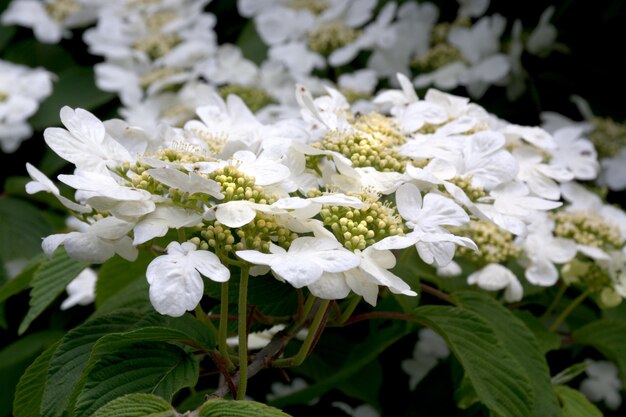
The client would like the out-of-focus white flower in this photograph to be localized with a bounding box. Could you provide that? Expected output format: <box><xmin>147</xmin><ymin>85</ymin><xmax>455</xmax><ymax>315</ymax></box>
<box><xmin>2</xmin><ymin>0</ymin><xmax>101</xmax><ymax>43</ymax></box>
<box><xmin>402</xmin><ymin>328</ymin><xmax>450</xmax><ymax>389</ymax></box>
<box><xmin>61</xmin><ymin>268</ymin><xmax>97</xmax><ymax>310</ymax></box>
<box><xmin>333</xmin><ymin>402</ymin><xmax>380</xmax><ymax>417</ymax></box>
<box><xmin>580</xmin><ymin>360</ymin><xmax>622</xmax><ymax>410</ymax></box>
<box><xmin>526</xmin><ymin>6</ymin><xmax>557</xmax><ymax>57</ymax></box>
<box><xmin>0</xmin><ymin>60</ymin><xmax>53</xmax><ymax>152</ymax></box>
<box><xmin>467</xmin><ymin>263</ymin><xmax>523</xmax><ymax>302</ymax></box>
<box><xmin>147</xmin><ymin>241</ymin><xmax>230</xmax><ymax>317</ymax></box>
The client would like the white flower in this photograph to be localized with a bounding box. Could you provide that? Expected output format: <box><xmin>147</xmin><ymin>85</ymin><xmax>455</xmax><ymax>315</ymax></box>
<box><xmin>402</xmin><ymin>328</ymin><xmax>449</xmax><ymax>389</ymax></box>
<box><xmin>146</xmin><ymin>241</ymin><xmax>230</xmax><ymax>317</ymax></box>
<box><xmin>514</xmin><ymin>146</ymin><xmax>574</xmax><ymax>200</ymax></box>
<box><xmin>551</xmin><ymin>126</ymin><xmax>599</xmax><ymax>181</ymax></box>
<box><xmin>467</xmin><ymin>263</ymin><xmax>523</xmax><ymax>302</ymax></box>
<box><xmin>237</xmin><ymin>237</ymin><xmax>360</xmax><ymax>289</ymax></box>
<box><xmin>0</xmin><ymin>60</ymin><xmax>53</xmax><ymax>152</ymax></box>
<box><xmin>580</xmin><ymin>360</ymin><xmax>622</xmax><ymax>410</ymax></box>
<box><xmin>133</xmin><ymin>206</ymin><xmax>203</xmax><ymax>245</ymax></box>
<box><xmin>526</xmin><ymin>6</ymin><xmax>557</xmax><ymax>57</ymax></box>
<box><xmin>599</xmin><ymin>148</ymin><xmax>626</xmax><ymax>191</ymax></box>
<box><xmin>332</xmin><ymin>402</ymin><xmax>380</xmax><ymax>417</ymax></box>
<box><xmin>61</xmin><ymin>268</ymin><xmax>97</xmax><ymax>310</ymax></box>
<box><xmin>522</xmin><ymin>230</ymin><xmax>577</xmax><ymax>286</ymax></box>
<box><xmin>44</xmin><ymin>107</ymin><xmax>132</xmax><ymax>174</ymax></box>
<box><xmin>200</xmin><ymin>44</ymin><xmax>258</xmax><ymax>86</ymax></box>
<box><xmin>42</xmin><ymin>216</ymin><xmax>137</xmax><ymax>264</ymax></box>
<box><xmin>25</xmin><ymin>163</ymin><xmax>90</xmax><ymax>213</ymax></box>
<box><xmin>268</xmin><ymin>41</ymin><xmax>325</xmax><ymax>75</ymax></box>
<box><xmin>374</xmin><ymin>183</ymin><xmax>477</xmax><ymax>267</ymax></box>
<box><xmin>146</xmin><ymin>168</ymin><xmax>224</xmax><ymax>199</ymax></box>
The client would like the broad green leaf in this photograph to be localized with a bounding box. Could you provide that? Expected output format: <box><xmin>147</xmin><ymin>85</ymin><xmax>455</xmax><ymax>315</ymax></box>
<box><xmin>0</xmin><ymin>257</ymin><xmax>43</xmax><ymax>303</ymax></box>
<box><xmin>453</xmin><ymin>291</ymin><xmax>561</xmax><ymax>417</ymax></box>
<box><xmin>92</xmin><ymin>394</ymin><xmax>175</xmax><ymax>417</ymax></box>
<box><xmin>270</xmin><ymin>321</ymin><xmax>413</xmax><ymax>408</ymax></box>
<box><xmin>13</xmin><ymin>341</ymin><xmax>60</xmax><ymax>417</ymax></box>
<box><xmin>0</xmin><ymin>196</ymin><xmax>54</xmax><ymax>262</ymax></box>
<box><xmin>41</xmin><ymin>311</ymin><xmax>153</xmax><ymax>417</ymax></box>
<box><xmin>96</xmin><ymin>253</ymin><xmax>153</xmax><ymax>308</ymax></box>
<box><xmin>73</xmin><ymin>341</ymin><xmax>199</xmax><ymax>417</ymax></box>
<box><xmin>554</xmin><ymin>386</ymin><xmax>602</xmax><ymax>417</ymax></box>
<box><xmin>414</xmin><ymin>305</ymin><xmax>533</xmax><ymax>417</ymax></box>
<box><xmin>199</xmin><ymin>399</ymin><xmax>291</xmax><ymax>417</ymax></box>
<box><xmin>19</xmin><ymin>250</ymin><xmax>86</xmax><ymax>334</ymax></box>
<box><xmin>573</xmin><ymin>318</ymin><xmax>626</xmax><ymax>379</ymax></box>
<box><xmin>0</xmin><ymin>331</ymin><xmax>63</xmax><ymax>417</ymax></box>
<box><xmin>513</xmin><ymin>310</ymin><xmax>561</xmax><ymax>353</ymax></box>
<box><xmin>30</xmin><ymin>66</ymin><xmax>116</xmax><ymax>131</ymax></box>
<box><xmin>92</xmin><ymin>278</ymin><xmax>152</xmax><ymax>317</ymax></box>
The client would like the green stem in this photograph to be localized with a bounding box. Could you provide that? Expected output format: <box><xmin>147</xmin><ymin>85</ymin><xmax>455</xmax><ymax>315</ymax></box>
<box><xmin>236</xmin><ymin>266</ymin><xmax>250</xmax><ymax>400</ymax></box>
<box><xmin>542</xmin><ymin>283</ymin><xmax>568</xmax><ymax>321</ymax></box>
<box><xmin>218</xmin><ymin>282</ymin><xmax>234</xmax><ymax>370</ymax></box>
<box><xmin>177</xmin><ymin>228</ymin><xmax>186</xmax><ymax>242</ymax></box>
<box><xmin>548</xmin><ymin>288</ymin><xmax>593</xmax><ymax>332</ymax></box>
<box><xmin>274</xmin><ymin>299</ymin><xmax>331</xmax><ymax>368</ymax></box>
<box><xmin>338</xmin><ymin>296</ymin><xmax>361</xmax><ymax>324</ymax></box>
<box><xmin>297</xmin><ymin>293</ymin><xmax>316</xmax><ymax>326</ymax></box>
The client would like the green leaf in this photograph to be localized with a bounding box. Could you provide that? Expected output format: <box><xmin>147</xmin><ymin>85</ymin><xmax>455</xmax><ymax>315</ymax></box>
<box><xmin>13</xmin><ymin>341</ymin><xmax>61</xmax><ymax>417</ymax></box>
<box><xmin>0</xmin><ymin>331</ymin><xmax>63</xmax><ymax>417</ymax></box>
<box><xmin>93</xmin><ymin>278</ymin><xmax>152</xmax><ymax>317</ymax></box>
<box><xmin>3</xmin><ymin>39</ymin><xmax>75</xmax><ymax>71</ymax></box>
<box><xmin>551</xmin><ymin>362</ymin><xmax>589</xmax><ymax>386</ymax></box>
<box><xmin>236</xmin><ymin>22</ymin><xmax>268</xmax><ymax>65</ymax></box>
<box><xmin>0</xmin><ymin>25</ymin><xmax>16</xmax><ymax>52</ymax></box>
<box><xmin>414</xmin><ymin>305</ymin><xmax>533</xmax><ymax>417</ymax></box>
<box><xmin>554</xmin><ymin>386</ymin><xmax>602</xmax><ymax>417</ymax></box>
<box><xmin>92</xmin><ymin>394</ymin><xmax>175</xmax><ymax>417</ymax></box>
<box><xmin>269</xmin><ymin>321</ymin><xmax>413</xmax><ymax>408</ymax></box>
<box><xmin>30</xmin><ymin>66</ymin><xmax>116</xmax><ymax>131</ymax></box>
<box><xmin>513</xmin><ymin>310</ymin><xmax>561</xmax><ymax>353</ymax></box>
<box><xmin>73</xmin><ymin>341</ymin><xmax>199</xmax><ymax>417</ymax></box>
<box><xmin>0</xmin><ymin>197</ymin><xmax>54</xmax><ymax>262</ymax></box>
<box><xmin>573</xmin><ymin>318</ymin><xmax>626</xmax><ymax>379</ymax></box>
<box><xmin>19</xmin><ymin>249</ymin><xmax>86</xmax><ymax>334</ymax></box>
<box><xmin>452</xmin><ymin>291</ymin><xmax>561</xmax><ymax>417</ymax></box>
<box><xmin>41</xmin><ymin>311</ymin><xmax>153</xmax><ymax>417</ymax></box>
<box><xmin>96</xmin><ymin>253</ymin><xmax>153</xmax><ymax>308</ymax></box>
<box><xmin>199</xmin><ymin>399</ymin><xmax>292</xmax><ymax>417</ymax></box>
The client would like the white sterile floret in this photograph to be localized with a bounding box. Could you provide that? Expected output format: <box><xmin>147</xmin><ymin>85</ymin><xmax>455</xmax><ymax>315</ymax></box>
<box><xmin>42</xmin><ymin>216</ymin><xmax>137</xmax><ymax>264</ymax></box>
<box><xmin>374</xmin><ymin>183</ymin><xmax>477</xmax><ymax>267</ymax></box>
<box><xmin>521</xmin><ymin>228</ymin><xmax>577</xmax><ymax>287</ymax></box>
<box><xmin>61</xmin><ymin>268</ymin><xmax>97</xmax><ymax>310</ymax></box>
<box><xmin>580</xmin><ymin>360</ymin><xmax>623</xmax><ymax>410</ymax></box>
<box><xmin>599</xmin><ymin>148</ymin><xmax>626</xmax><ymax>191</ymax></box>
<box><xmin>467</xmin><ymin>263</ymin><xmax>523</xmax><ymax>302</ymax></box>
<box><xmin>237</xmin><ymin>237</ymin><xmax>360</xmax><ymax>289</ymax></box>
<box><xmin>550</xmin><ymin>126</ymin><xmax>599</xmax><ymax>180</ymax></box>
<box><xmin>25</xmin><ymin>163</ymin><xmax>90</xmax><ymax>213</ymax></box>
<box><xmin>514</xmin><ymin>146</ymin><xmax>574</xmax><ymax>200</ymax></box>
<box><xmin>146</xmin><ymin>241</ymin><xmax>230</xmax><ymax>317</ymax></box>
<box><xmin>0</xmin><ymin>60</ymin><xmax>53</xmax><ymax>152</ymax></box>
<box><xmin>133</xmin><ymin>206</ymin><xmax>202</xmax><ymax>245</ymax></box>
<box><xmin>402</xmin><ymin>328</ymin><xmax>450</xmax><ymax>389</ymax></box>
<box><xmin>44</xmin><ymin>107</ymin><xmax>132</xmax><ymax>174</ymax></box>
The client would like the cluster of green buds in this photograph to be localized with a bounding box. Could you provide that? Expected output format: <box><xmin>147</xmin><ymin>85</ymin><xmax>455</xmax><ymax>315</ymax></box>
<box><xmin>318</xmin><ymin>113</ymin><xmax>408</xmax><ymax>172</ymax></box>
<box><xmin>308</xmin><ymin>21</ymin><xmax>360</xmax><ymax>56</ymax></box>
<box><xmin>552</xmin><ymin>211</ymin><xmax>624</xmax><ymax>250</ymax></box>
<box><xmin>209</xmin><ymin>165</ymin><xmax>276</xmax><ymax>204</ymax></box>
<box><xmin>453</xmin><ymin>219</ymin><xmax>520</xmax><ymax>266</ymax></box>
<box><xmin>218</xmin><ymin>84</ymin><xmax>276</xmax><ymax>112</ymax></box>
<box><xmin>411</xmin><ymin>20</ymin><xmax>469</xmax><ymax>73</ymax></box>
<box><xmin>447</xmin><ymin>176</ymin><xmax>487</xmax><ymax>202</ymax></box>
<box><xmin>589</xmin><ymin>117</ymin><xmax>626</xmax><ymax>158</ymax></box>
<box><xmin>287</xmin><ymin>0</ymin><xmax>328</xmax><ymax>14</ymax></box>
<box><xmin>562</xmin><ymin>258</ymin><xmax>616</xmax><ymax>306</ymax></box>
<box><xmin>320</xmin><ymin>193</ymin><xmax>404</xmax><ymax>251</ymax></box>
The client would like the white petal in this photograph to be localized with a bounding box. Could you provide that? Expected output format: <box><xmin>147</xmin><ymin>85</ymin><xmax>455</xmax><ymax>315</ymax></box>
<box><xmin>307</xmin><ymin>272</ymin><xmax>351</xmax><ymax>300</ymax></box>
<box><xmin>525</xmin><ymin>258</ymin><xmax>558</xmax><ymax>286</ymax></box>
<box><xmin>60</xmin><ymin>106</ymin><xmax>105</xmax><ymax>145</ymax></box>
<box><xmin>147</xmin><ymin>257</ymin><xmax>204</xmax><ymax>317</ymax></box>
<box><xmin>395</xmin><ymin>183</ymin><xmax>423</xmax><ymax>222</ymax></box>
<box><xmin>214</xmin><ymin>200</ymin><xmax>258</xmax><ymax>228</ymax></box>
<box><xmin>271</xmin><ymin>256</ymin><xmax>323</xmax><ymax>288</ymax></box>
<box><xmin>187</xmin><ymin>250</ymin><xmax>230</xmax><ymax>282</ymax></box>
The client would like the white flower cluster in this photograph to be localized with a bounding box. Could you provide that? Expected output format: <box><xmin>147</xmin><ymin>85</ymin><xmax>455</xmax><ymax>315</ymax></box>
<box><xmin>25</xmin><ymin>70</ymin><xmax>626</xmax><ymax>317</ymax></box>
<box><xmin>241</xmin><ymin>0</ymin><xmax>559</xmax><ymax>99</ymax></box>
<box><xmin>0</xmin><ymin>60</ymin><xmax>53</xmax><ymax>152</ymax></box>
